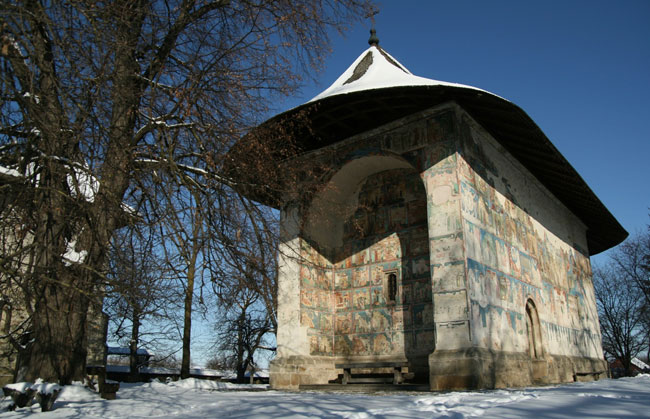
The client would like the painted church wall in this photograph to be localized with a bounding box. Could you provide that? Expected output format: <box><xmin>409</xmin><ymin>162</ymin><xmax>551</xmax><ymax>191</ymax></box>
<box><xmin>299</xmin><ymin>169</ymin><xmax>433</xmax><ymax>358</ymax></box>
<box><xmin>280</xmin><ymin>103</ymin><xmax>603</xmax><ymax>365</ymax></box>
<box><xmin>294</xmin><ymin>107</ymin><xmax>461</xmax><ymax>360</ymax></box>
<box><xmin>457</xmin><ymin>111</ymin><xmax>603</xmax><ymax>360</ymax></box>
<box><xmin>272</xmin><ymin>102</ymin><xmax>609</xmax><ymax>390</ymax></box>
<box><xmin>423</xmin><ymin>153</ymin><xmax>471</xmax><ymax>350</ymax></box>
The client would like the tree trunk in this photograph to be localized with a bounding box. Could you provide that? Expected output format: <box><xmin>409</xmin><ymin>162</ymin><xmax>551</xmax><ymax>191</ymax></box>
<box><xmin>129</xmin><ymin>310</ymin><xmax>141</xmax><ymax>382</ymax></box>
<box><xmin>236</xmin><ymin>312</ymin><xmax>246</xmax><ymax>383</ymax></box>
<box><xmin>180</xmin><ymin>266</ymin><xmax>195</xmax><ymax>379</ymax></box>
<box><xmin>19</xmin><ymin>274</ymin><xmax>89</xmax><ymax>384</ymax></box>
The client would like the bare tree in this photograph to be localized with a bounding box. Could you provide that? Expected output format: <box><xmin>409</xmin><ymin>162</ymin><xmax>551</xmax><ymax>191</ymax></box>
<box><xmin>214</xmin><ymin>268</ymin><xmax>274</xmax><ymax>383</ymax></box>
<box><xmin>611</xmin><ymin>226</ymin><xmax>650</xmax><ymax>359</ymax></box>
<box><xmin>156</xmin><ymin>175</ymin><xmax>212</xmax><ymax>379</ymax></box>
<box><xmin>216</xmin><ymin>288</ymin><xmax>272</xmax><ymax>383</ymax></box>
<box><xmin>594</xmin><ymin>264</ymin><xmax>648</xmax><ymax>376</ymax></box>
<box><xmin>611</xmin><ymin>230</ymin><xmax>650</xmax><ymax>308</ymax></box>
<box><xmin>210</xmin><ymin>194</ymin><xmax>278</xmax><ymax>325</ymax></box>
<box><xmin>0</xmin><ymin>0</ymin><xmax>369</xmax><ymax>383</ymax></box>
<box><xmin>105</xmin><ymin>227</ymin><xmax>175</xmax><ymax>381</ymax></box>
<box><xmin>208</xmin><ymin>193</ymin><xmax>278</xmax><ymax>382</ymax></box>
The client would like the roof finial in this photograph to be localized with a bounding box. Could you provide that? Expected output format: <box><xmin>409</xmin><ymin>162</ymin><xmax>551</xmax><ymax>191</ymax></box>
<box><xmin>368</xmin><ymin>28</ymin><xmax>379</xmax><ymax>46</ymax></box>
<box><xmin>366</xmin><ymin>6</ymin><xmax>379</xmax><ymax>46</ymax></box>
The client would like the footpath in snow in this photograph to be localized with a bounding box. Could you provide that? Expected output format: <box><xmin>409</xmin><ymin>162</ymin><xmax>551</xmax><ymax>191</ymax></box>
<box><xmin>1</xmin><ymin>375</ymin><xmax>650</xmax><ymax>418</ymax></box>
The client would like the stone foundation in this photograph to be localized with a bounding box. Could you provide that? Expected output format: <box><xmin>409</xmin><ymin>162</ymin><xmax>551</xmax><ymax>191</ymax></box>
<box><xmin>429</xmin><ymin>347</ymin><xmax>608</xmax><ymax>390</ymax></box>
<box><xmin>270</xmin><ymin>356</ymin><xmax>340</xmax><ymax>390</ymax></box>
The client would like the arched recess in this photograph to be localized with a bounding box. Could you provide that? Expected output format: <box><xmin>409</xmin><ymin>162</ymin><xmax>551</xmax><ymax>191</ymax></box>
<box><xmin>298</xmin><ymin>152</ymin><xmax>433</xmax><ymax>362</ymax></box>
<box><xmin>303</xmin><ymin>154</ymin><xmax>413</xmax><ymax>251</ymax></box>
<box><xmin>525</xmin><ymin>299</ymin><xmax>543</xmax><ymax>359</ymax></box>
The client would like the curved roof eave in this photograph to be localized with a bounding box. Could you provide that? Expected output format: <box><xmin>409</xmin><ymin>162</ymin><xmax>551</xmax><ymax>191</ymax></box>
<box><xmin>246</xmin><ymin>82</ymin><xmax>627</xmax><ymax>255</ymax></box>
<box><xmin>231</xmin><ymin>42</ymin><xmax>626</xmax><ymax>255</ymax></box>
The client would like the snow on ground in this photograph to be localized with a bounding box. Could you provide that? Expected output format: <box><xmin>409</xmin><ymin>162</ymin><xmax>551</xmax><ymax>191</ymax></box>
<box><xmin>1</xmin><ymin>375</ymin><xmax>649</xmax><ymax>418</ymax></box>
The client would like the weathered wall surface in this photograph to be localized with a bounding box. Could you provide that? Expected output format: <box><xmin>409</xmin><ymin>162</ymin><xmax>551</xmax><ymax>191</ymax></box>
<box><xmin>271</xmin><ymin>103</ymin><xmax>606</xmax><ymax>390</ymax></box>
<box><xmin>271</xmin><ymin>106</ymin><xmax>457</xmax><ymax>388</ymax></box>
<box><xmin>422</xmin><ymin>144</ymin><xmax>471</xmax><ymax>353</ymax></box>
<box><xmin>457</xmin><ymin>110</ymin><xmax>603</xmax><ymax>361</ymax></box>
<box><xmin>300</xmin><ymin>169</ymin><xmax>432</xmax><ymax>359</ymax></box>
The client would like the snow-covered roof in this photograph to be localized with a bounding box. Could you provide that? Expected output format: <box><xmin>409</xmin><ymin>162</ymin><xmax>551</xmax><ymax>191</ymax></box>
<box><xmin>230</xmin><ymin>40</ymin><xmax>627</xmax><ymax>255</ymax></box>
<box><xmin>310</xmin><ymin>45</ymin><xmax>494</xmax><ymax>102</ymax></box>
<box><xmin>0</xmin><ymin>161</ymin><xmax>98</xmax><ymax>203</ymax></box>
<box><xmin>632</xmin><ymin>358</ymin><xmax>650</xmax><ymax>370</ymax></box>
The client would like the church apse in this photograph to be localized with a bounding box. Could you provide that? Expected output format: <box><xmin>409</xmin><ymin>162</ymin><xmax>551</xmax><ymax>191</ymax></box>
<box><xmin>298</xmin><ymin>155</ymin><xmax>433</xmax><ymax>370</ymax></box>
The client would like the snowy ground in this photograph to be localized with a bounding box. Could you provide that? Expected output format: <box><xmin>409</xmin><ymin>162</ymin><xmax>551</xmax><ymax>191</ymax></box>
<box><xmin>2</xmin><ymin>375</ymin><xmax>650</xmax><ymax>418</ymax></box>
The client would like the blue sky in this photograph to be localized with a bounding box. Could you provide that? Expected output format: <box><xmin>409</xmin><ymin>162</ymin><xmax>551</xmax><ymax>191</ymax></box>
<box><xmin>277</xmin><ymin>0</ymin><xmax>650</xmax><ymax>265</ymax></box>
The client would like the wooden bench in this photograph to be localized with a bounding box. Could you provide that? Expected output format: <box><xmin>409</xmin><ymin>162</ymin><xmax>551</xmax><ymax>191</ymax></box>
<box><xmin>573</xmin><ymin>370</ymin><xmax>606</xmax><ymax>381</ymax></box>
<box><xmin>335</xmin><ymin>361</ymin><xmax>412</xmax><ymax>385</ymax></box>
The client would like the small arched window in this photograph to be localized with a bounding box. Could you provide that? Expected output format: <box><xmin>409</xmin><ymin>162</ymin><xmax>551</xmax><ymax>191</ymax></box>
<box><xmin>387</xmin><ymin>273</ymin><xmax>397</xmax><ymax>303</ymax></box>
<box><xmin>525</xmin><ymin>299</ymin><xmax>543</xmax><ymax>359</ymax></box>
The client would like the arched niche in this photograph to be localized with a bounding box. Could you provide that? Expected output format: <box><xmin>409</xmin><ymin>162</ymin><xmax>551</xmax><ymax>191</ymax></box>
<box><xmin>298</xmin><ymin>153</ymin><xmax>433</xmax><ymax>360</ymax></box>
<box><xmin>525</xmin><ymin>299</ymin><xmax>544</xmax><ymax>359</ymax></box>
<box><xmin>303</xmin><ymin>155</ymin><xmax>413</xmax><ymax>254</ymax></box>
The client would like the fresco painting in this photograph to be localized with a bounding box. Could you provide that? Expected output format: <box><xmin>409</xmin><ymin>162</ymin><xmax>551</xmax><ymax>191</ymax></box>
<box><xmin>458</xmin><ymin>125</ymin><xmax>603</xmax><ymax>360</ymax></box>
<box><xmin>299</xmin><ymin>166</ymin><xmax>432</xmax><ymax>358</ymax></box>
<box><xmin>432</xmin><ymin>261</ymin><xmax>465</xmax><ymax>292</ymax></box>
<box><xmin>310</xmin><ymin>334</ymin><xmax>333</xmax><ymax>356</ymax></box>
<box><xmin>334</xmin><ymin>291</ymin><xmax>350</xmax><ymax>311</ymax></box>
<box><xmin>354</xmin><ymin>312</ymin><xmax>372</xmax><ymax>333</ymax></box>
<box><xmin>353</xmin><ymin>288</ymin><xmax>370</xmax><ymax>310</ymax></box>
<box><xmin>290</xmin><ymin>108</ymin><xmax>604</xmax><ymax>380</ymax></box>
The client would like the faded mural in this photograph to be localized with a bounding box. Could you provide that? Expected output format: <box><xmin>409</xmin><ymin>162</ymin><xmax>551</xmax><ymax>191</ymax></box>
<box><xmin>275</xmin><ymin>106</ymin><xmax>604</xmax><ymax>388</ymax></box>
<box><xmin>459</xmin><ymin>120</ymin><xmax>603</xmax><ymax>360</ymax></box>
<box><xmin>300</xmin><ymin>169</ymin><xmax>433</xmax><ymax>358</ymax></box>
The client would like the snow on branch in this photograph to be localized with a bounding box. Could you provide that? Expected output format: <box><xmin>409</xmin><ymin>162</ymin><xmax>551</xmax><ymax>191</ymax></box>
<box><xmin>0</xmin><ymin>164</ymin><xmax>22</xmax><ymax>178</ymax></box>
<box><xmin>135</xmin><ymin>74</ymin><xmax>175</xmax><ymax>90</ymax></box>
<box><xmin>22</xmin><ymin>91</ymin><xmax>40</xmax><ymax>104</ymax></box>
<box><xmin>62</xmin><ymin>238</ymin><xmax>88</xmax><ymax>266</ymax></box>
<box><xmin>134</xmin><ymin>116</ymin><xmax>196</xmax><ymax>143</ymax></box>
<box><xmin>134</xmin><ymin>157</ymin><xmax>236</xmax><ymax>188</ymax></box>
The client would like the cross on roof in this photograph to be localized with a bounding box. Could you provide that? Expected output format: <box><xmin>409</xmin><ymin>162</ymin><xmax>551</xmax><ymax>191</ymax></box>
<box><xmin>366</xmin><ymin>6</ymin><xmax>380</xmax><ymax>46</ymax></box>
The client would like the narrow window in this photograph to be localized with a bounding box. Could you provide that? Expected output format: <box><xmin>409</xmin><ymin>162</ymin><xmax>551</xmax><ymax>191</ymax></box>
<box><xmin>387</xmin><ymin>273</ymin><xmax>397</xmax><ymax>303</ymax></box>
<box><xmin>525</xmin><ymin>299</ymin><xmax>543</xmax><ymax>358</ymax></box>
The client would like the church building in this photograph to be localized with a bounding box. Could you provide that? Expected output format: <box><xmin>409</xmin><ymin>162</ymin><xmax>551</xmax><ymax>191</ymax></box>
<box><xmin>249</xmin><ymin>33</ymin><xmax>627</xmax><ymax>390</ymax></box>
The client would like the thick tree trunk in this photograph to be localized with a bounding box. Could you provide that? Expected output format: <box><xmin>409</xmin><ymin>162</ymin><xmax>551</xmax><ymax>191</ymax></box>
<box><xmin>19</xmin><ymin>275</ymin><xmax>89</xmax><ymax>384</ymax></box>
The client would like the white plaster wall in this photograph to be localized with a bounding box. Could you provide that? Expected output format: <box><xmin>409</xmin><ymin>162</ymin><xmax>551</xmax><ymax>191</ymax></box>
<box><xmin>275</xmin><ymin>205</ymin><xmax>310</xmax><ymax>358</ymax></box>
<box><xmin>423</xmin><ymin>153</ymin><xmax>471</xmax><ymax>351</ymax></box>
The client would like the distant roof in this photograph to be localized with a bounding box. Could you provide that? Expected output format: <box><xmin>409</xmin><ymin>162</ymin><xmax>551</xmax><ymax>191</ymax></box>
<box><xmin>233</xmin><ymin>44</ymin><xmax>627</xmax><ymax>255</ymax></box>
<box><xmin>632</xmin><ymin>358</ymin><xmax>650</xmax><ymax>370</ymax></box>
<box><xmin>107</xmin><ymin>346</ymin><xmax>151</xmax><ymax>356</ymax></box>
